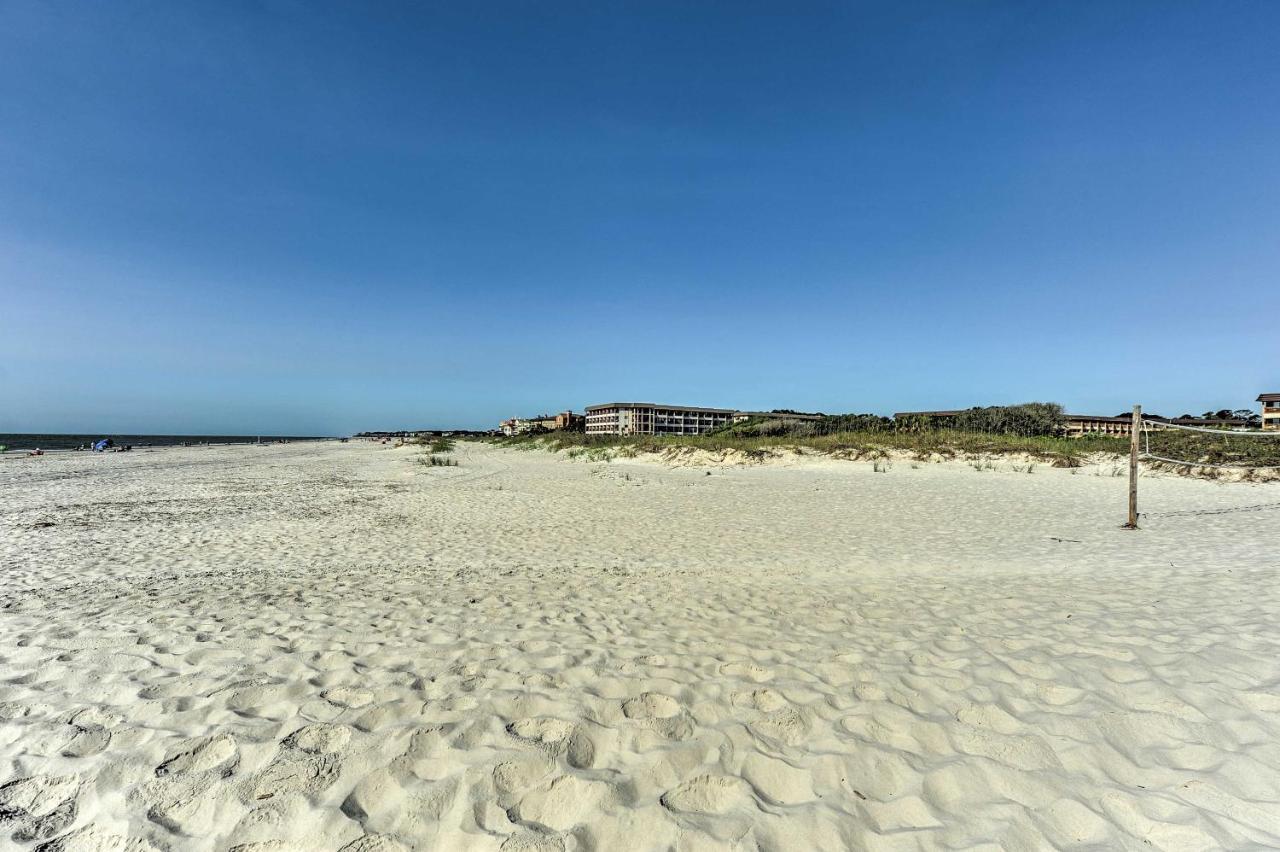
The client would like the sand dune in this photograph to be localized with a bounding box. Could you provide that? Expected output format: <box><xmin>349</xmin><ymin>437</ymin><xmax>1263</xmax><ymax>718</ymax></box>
<box><xmin>2</xmin><ymin>441</ymin><xmax>1279</xmax><ymax>850</ymax></box>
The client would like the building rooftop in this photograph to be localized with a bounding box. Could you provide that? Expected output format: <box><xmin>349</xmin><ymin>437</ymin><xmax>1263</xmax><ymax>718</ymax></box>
<box><xmin>1066</xmin><ymin>414</ymin><xmax>1132</xmax><ymax>423</ymax></box>
<box><xmin>1258</xmin><ymin>393</ymin><xmax>1280</xmax><ymax>402</ymax></box>
<box><xmin>585</xmin><ymin>402</ymin><xmax>737</xmax><ymax>414</ymax></box>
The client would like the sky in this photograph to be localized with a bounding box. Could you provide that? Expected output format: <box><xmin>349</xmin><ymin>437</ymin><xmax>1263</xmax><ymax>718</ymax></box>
<box><xmin>2</xmin><ymin>1</ymin><xmax>1278</xmax><ymax>434</ymax></box>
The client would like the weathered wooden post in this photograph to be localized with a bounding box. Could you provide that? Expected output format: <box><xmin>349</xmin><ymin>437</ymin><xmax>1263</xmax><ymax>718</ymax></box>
<box><xmin>1125</xmin><ymin>404</ymin><xmax>1141</xmax><ymax>528</ymax></box>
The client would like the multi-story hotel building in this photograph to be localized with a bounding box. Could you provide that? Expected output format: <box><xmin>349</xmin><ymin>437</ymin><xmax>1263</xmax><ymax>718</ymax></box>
<box><xmin>1260</xmin><ymin>393</ymin><xmax>1280</xmax><ymax>431</ymax></box>
<box><xmin>585</xmin><ymin>402</ymin><xmax>737</xmax><ymax>436</ymax></box>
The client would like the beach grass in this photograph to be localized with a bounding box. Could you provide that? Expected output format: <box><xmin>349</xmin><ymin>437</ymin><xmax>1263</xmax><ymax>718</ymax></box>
<box><xmin>1141</xmin><ymin>429</ymin><xmax>1280</xmax><ymax>472</ymax></box>
<box><xmin>487</xmin><ymin>428</ymin><xmax>1130</xmax><ymax>465</ymax></box>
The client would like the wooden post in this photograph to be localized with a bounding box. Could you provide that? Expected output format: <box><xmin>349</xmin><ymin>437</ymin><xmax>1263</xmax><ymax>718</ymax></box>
<box><xmin>1125</xmin><ymin>404</ymin><xmax>1141</xmax><ymax>528</ymax></box>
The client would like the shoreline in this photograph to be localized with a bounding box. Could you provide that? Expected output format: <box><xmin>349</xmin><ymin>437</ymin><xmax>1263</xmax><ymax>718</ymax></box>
<box><xmin>0</xmin><ymin>437</ymin><xmax>339</xmax><ymax>456</ymax></box>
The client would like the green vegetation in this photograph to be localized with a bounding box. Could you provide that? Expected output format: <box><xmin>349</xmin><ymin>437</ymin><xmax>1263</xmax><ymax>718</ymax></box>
<box><xmin>419</xmin><ymin>454</ymin><xmax>458</xmax><ymax>467</ymax></box>
<box><xmin>1143</xmin><ymin>429</ymin><xmax>1280</xmax><ymax>471</ymax></box>
<box><xmin>489</xmin><ymin>423</ymin><xmax>1127</xmax><ymax>466</ymax></box>
<box><xmin>406</xmin><ymin>435</ymin><xmax>456</xmax><ymax>452</ymax></box>
<box><xmin>896</xmin><ymin>402</ymin><xmax>1066</xmax><ymax>436</ymax></box>
<box><xmin>485</xmin><ymin>404</ymin><xmax>1280</xmax><ymax>474</ymax></box>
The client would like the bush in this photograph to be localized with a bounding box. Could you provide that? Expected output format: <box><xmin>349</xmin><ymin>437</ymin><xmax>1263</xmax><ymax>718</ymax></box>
<box><xmin>950</xmin><ymin>403</ymin><xmax>1065</xmax><ymax>436</ymax></box>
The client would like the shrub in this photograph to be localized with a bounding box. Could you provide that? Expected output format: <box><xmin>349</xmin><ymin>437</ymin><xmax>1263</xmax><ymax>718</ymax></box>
<box><xmin>950</xmin><ymin>403</ymin><xmax>1066</xmax><ymax>437</ymax></box>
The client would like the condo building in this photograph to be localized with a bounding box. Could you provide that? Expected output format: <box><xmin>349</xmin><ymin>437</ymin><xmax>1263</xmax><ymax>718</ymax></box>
<box><xmin>585</xmin><ymin>402</ymin><xmax>736</xmax><ymax>436</ymax></box>
<box><xmin>1260</xmin><ymin>393</ymin><xmax>1280</xmax><ymax>431</ymax></box>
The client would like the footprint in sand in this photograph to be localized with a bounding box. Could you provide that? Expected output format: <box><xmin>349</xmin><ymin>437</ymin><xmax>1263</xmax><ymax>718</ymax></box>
<box><xmin>499</xmin><ymin>834</ymin><xmax>565</xmax><ymax>852</ymax></box>
<box><xmin>56</xmin><ymin>701</ymin><xmax>118</xmax><ymax>757</ymax></box>
<box><xmin>718</xmin><ymin>662</ymin><xmax>773</xmax><ymax>682</ymax></box>
<box><xmin>731</xmin><ymin>688</ymin><xmax>788</xmax><ymax>713</ymax></box>
<box><xmin>156</xmin><ymin>733</ymin><xmax>239</xmax><ymax>777</ymax></box>
<box><xmin>131</xmin><ymin>772</ymin><xmax>221</xmax><ymax>836</ymax></box>
<box><xmin>226</xmin><ymin>684</ymin><xmax>295</xmax><ymax>719</ymax></box>
<box><xmin>322</xmin><ymin>686</ymin><xmax>375</xmax><ymax>709</ymax></box>
<box><xmin>748</xmin><ymin>706</ymin><xmax>810</xmax><ymax>747</ymax></box>
<box><xmin>511</xmin><ymin>774</ymin><xmax>614</xmax><ymax>832</ymax></box>
<box><xmin>28</xmin><ymin>823</ymin><xmax>125</xmax><ymax>851</ymax></box>
<box><xmin>284</xmin><ymin>723</ymin><xmax>351</xmax><ymax>754</ymax></box>
<box><xmin>310</xmin><ymin>650</ymin><xmax>354</xmax><ymax>671</ymax></box>
<box><xmin>60</xmin><ymin>726</ymin><xmax>111</xmax><ymax>759</ymax></box>
<box><xmin>660</xmin><ymin>775</ymin><xmax>754</xmax><ymax>815</ymax></box>
<box><xmin>622</xmin><ymin>693</ymin><xmax>681</xmax><ymax>720</ymax></box>
<box><xmin>492</xmin><ymin>757</ymin><xmax>556</xmax><ymax>801</ymax></box>
<box><xmin>66</xmin><ymin>706</ymin><xmax>121</xmax><ymax>730</ymax></box>
<box><xmin>506</xmin><ymin>718</ymin><xmax>595</xmax><ymax>769</ymax></box>
<box><xmin>621</xmin><ymin>693</ymin><xmax>693</xmax><ymax>741</ymax></box>
<box><xmin>0</xmin><ymin>774</ymin><xmax>81</xmax><ymax>844</ymax></box>
<box><xmin>250</xmin><ymin>752</ymin><xmax>342</xmax><ymax>802</ymax></box>
<box><xmin>250</xmin><ymin>724</ymin><xmax>351</xmax><ymax>802</ymax></box>
<box><xmin>0</xmin><ymin>701</ymin><xmax>51</xmax><ymax>722</ymax></box>
<box><xmin>506</xmin><ymin>717</ymin><xmax>573</xmax><ymax>751</ymax></box>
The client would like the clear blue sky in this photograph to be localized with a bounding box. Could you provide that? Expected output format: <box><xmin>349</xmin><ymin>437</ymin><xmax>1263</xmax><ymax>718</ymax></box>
<box><xmin>2</xmin><ymin>2</ymin><xmax>1278</xmax><ymax>434</ymax></box>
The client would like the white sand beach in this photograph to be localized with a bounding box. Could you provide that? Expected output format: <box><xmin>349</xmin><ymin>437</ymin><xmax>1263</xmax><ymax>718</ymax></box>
<box><xmin>2</xmin><ymin>441</ymin><xmax>1279</xmax><ymax>851</ymax></box>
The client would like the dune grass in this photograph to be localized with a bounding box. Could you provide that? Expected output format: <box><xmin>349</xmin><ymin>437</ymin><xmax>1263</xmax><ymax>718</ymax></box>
<box><xmin>1141</xmin><ymin>429</ymin><xmax>1280</xmax><ymax>470</ymax></box>
<box><xmin>488</xmin><ymin>428</ymin><xmax>1129</xmax><ymax>466</ymax></box>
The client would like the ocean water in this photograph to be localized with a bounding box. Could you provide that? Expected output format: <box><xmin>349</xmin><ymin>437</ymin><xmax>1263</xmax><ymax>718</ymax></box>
<box><xmin>0</xmin><ymin>434</ymin><xmax>329</xmax><ymax>452</ymax></box>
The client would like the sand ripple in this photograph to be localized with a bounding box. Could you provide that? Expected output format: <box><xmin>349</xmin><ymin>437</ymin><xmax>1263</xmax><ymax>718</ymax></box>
<box><xmin>1</xmin><ymin>441</ymin><xmax>1279</xmax><ymax>849</ymax></box>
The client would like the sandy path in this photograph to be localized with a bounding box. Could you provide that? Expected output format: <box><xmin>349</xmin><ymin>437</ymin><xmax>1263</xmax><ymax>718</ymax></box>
<box><xmin>1</xmin><ymin>441</ymin><xmax>1279</xmax><ymax>851</ymax></box>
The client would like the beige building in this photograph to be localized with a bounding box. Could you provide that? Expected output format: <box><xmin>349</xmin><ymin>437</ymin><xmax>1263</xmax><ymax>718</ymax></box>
<box><xmin>1064</xmin><ymin>414</ymin><xmax>1136</xmax><ymax>437</ymax></box>
<box><xmin>500</xmin><ymin>411</ymin><xmax>582</xmax><ymax>436</ymax></box>
<box><xmin>1055</xmin><ymin>414</ymin><xmax>1251</xmax><ymax>437</ymax></box>
<box><xmin>585</xmin><ymin>402</ymin><xmax>736</xmax><ymax>436</ymax></box>
<box><xmin>1261</xmin><ymin>394</ymin><xmax>1280</xmax><ymax>431</ymax></box>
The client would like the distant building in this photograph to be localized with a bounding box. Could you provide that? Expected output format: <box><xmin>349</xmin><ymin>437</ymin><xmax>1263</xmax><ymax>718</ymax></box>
<box><xmin>893</xmin><ymin>409</ymin><xmax>1250</xmax><ymax>437</ymax></box>
<box><xmin>1260</xmin><ymin>394</ymin><xmax>1280</xmax><ymax>431</ymax></box>
<box><xmin>501</xmin><ymin>411</ymin><xmax>583</xmax><ymax>436</ymax></box>
<box><xmin>1045</xmin><ymin>414</ymin><xmax>1251</xmax><ymax>437</ymax></box>
<box><xmin>1064</xmin><ymin>414</ymin><xmax>1135</xmax><ymax>437</ymax></box>
<box><xmin>585</xmin><ymin>402</ymin><xmax>736</xmax><ymax>436</ymax></box>
<box><xmin>554</xmin><ymin>411</ymin><xmax>585</xmax><ymax>431</ymax></box>
<box><xmin>500</xmin><ymin>416</ymin><xmax>552</xmax><ymax>436</ymax></box>
<box><xmin>1166</xmin><ymin>416</ymin><xmax>1250</xmax><ymax>429</ymax></box>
